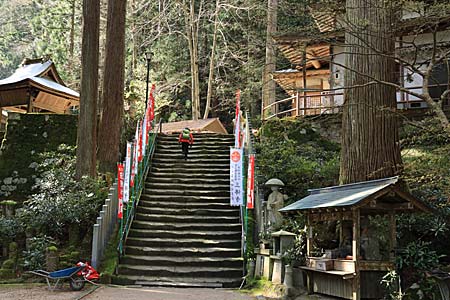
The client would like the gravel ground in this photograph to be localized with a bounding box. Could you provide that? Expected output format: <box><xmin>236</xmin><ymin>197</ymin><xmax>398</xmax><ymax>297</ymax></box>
<box><xmin>0</xmin><ymin>284</ymin><xmax>255</xmax><ymax>300</ymax></box>
<box><xmin>84</xmin><ymin>286</ymin><xmax>256</xmax><ymax>300</ymax></box>
<box><xmin>0</xmin><ymin>284</ymin><xmax>89</xmax><ymax>300</ymax></box>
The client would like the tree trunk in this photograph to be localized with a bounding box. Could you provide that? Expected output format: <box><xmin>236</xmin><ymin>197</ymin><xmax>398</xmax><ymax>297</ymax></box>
<box><xmin>69</xmin><ymin>0</ymin><xmax>75</xmax><ymax>61</ymax></box>
<box><xmin>76</xmin><ymin>0</ymin><xmax>100</xmax><ymax>179</ymax></box>
<box><xmin>339</xmin><ymin>0</ymin><xmax>402</xmax><ymax>184</ymax></box>
<box><xmin>184</xmin><ymin>0</ymin><xmax>201</xmax><ymax>120</ymax></box>
<box><xmin>203</xmin><ymin>0</ymin><xmax>219</xmax><ymax>119</ymax></box>
<box><xmin>98</xmin><ymin>0</ymin><xmax>127</xmax><ymax>173</ymax></box>
<box><xmin>262</xmin><ymin>0</ymin><xmax>277</xmax><ymax>118</ymax></box>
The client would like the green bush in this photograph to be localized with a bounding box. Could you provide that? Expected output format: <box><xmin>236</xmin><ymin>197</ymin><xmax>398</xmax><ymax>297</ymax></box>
<box><xmin>16</xmin><ymin>145</ymin><xmax>108</xmax><ymax>242</ymax></box>
<box><xmin>22</xmin><ymin>235</ymin><xmax>55</xmax><ymax>271</ymax></box>
<box><xmin>256</xmin><ymin>118</ymin><xmax>340</xmax><ymax>203</ymax></box>
<box><xmin>0</xmin><ymin>217</ymin><xmax>23</xmax><ymax>242</ymax></box>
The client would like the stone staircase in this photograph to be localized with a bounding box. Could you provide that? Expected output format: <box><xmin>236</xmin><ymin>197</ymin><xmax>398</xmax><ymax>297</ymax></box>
<box><xmin>117</xmin><ymin>133</ymin><xmax>243</xmax><ymax>287</ymax></box>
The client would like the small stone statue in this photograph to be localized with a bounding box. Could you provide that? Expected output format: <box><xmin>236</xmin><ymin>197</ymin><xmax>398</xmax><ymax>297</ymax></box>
<box><xmin>265</xmin><ymin>178</ymin><xmax>288</xmax><ymax>231</ymax></box>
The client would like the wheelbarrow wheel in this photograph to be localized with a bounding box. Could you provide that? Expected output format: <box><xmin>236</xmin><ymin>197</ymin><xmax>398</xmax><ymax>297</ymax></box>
<box><xmin>69</xmin><ymin>276</ymin><xmax>86</xmax><ymax>291</ymax></box>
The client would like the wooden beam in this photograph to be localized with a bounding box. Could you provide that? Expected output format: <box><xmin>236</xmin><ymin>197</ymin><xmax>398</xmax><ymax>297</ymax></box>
<box><xmin>352</xmin><ymin>209</ymin><xmax>360</xmax><ymax>300</ymax></box>
<box><xmin>389</xmin><ymin>211</ymin><xmax>396</xmax><ymax>262</ymax></box>
<box><xmin>2</xmin><ymin>106</ymin><xmax>27</xmax><ymax>113</ymax></box>
<box><xmin>306</xmin><ymin>50</ymin><xmax>322</xmax><ymax>69</ymax></box>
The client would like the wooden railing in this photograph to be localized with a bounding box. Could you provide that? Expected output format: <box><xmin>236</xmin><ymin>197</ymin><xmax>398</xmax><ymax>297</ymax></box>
<box><xmin>263</xmin><ymin>86</ymin><xmax>449</xmax><ymax>120</ymax></box>
<box><xmin>263</xmin><ymin>92</ymin><xmax>343</xmax><ymax>120</ymax></box>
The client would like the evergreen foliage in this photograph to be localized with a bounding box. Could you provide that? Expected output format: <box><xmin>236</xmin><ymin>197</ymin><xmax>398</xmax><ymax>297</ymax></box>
<box><xmin>256</xmin><ymin>118</ymin><xmax>340</xmax><ymax>203</ymax></box>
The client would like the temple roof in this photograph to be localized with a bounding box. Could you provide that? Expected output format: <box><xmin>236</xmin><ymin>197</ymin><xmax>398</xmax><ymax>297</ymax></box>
<box><xmin>0</xmin><ymin>59</ymin><xmax>79</xmax><ymax>114</ymax></box>
<box><xmin>280</xmin><ymin>176</ymin><xmax>432</xmax><ymax>214</ymax></box>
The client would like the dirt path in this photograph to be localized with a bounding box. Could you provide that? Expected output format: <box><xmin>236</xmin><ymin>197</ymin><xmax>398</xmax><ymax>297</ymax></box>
<box><xmin>0</xmin><ymin>284</ymin><xmax>88</xmax><ymax>300</ymax></box>
<box><xmin>84</xmin><ymin>286</ymin><xmax>256</xmax><ymax>300</ymax></box>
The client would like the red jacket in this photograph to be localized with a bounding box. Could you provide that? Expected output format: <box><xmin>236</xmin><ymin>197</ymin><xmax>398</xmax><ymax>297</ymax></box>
<box><xmin>178</xmin><ymin>132</ymin><xmax>194</xmax><ymax>144</ymax></box>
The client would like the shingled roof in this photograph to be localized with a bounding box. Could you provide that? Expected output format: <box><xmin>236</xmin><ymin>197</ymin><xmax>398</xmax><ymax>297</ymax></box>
<box><xmin>161</xmin><ymin>118</ymin><xmax>228</xmax><ymax>134</ymax></box>
<box><xmin>280</xmin><ymin>176</ymin><xmax>432</xmax><ymax>214</ymax></box>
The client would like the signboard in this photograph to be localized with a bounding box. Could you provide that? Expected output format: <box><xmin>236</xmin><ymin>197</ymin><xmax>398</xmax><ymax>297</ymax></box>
<box><xmin>246</xmin><ymin>154</ymin><xmax>255</xmax><ymax>209</ymax></box>
<box><xmin>123</xmin><ymin>142</ymin><xmax>132</xmax><ymax>204</ymax></box>
<box><xmin>117</xmin><ymin>163</ymin><xmax>124</xmax><ymax>219</ymax></box>
<box><xmin>230</xmin><ymin>148</ymin><xmax>243</xmax><ymax>206</ymax></box>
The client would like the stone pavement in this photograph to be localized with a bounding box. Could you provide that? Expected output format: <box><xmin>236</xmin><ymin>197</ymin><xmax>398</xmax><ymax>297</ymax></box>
<box><xmin>83</xmin><ymin>286</ymin><xmax>256</xmax><ymax>300</ymax></box>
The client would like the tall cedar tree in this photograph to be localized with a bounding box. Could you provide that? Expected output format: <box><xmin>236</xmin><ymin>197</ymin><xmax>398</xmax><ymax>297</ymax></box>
<box><xmin>98</xmin><ymin>0</ymin><xmax>127</xmax><ymax>173</ymax></box>
<box><xmin>339</xmin><ymin>0</ymin><xmax>402</xmax><ymax>184</ymax></box>
<box><xmin>262</xmin><ymin>0</ymin><xmax>277</xmax><ymax>116</ymax></box>
<box><xmin>76</xmin><ymin>0</ymin><xmax>100</xmax><ymax>179</ymax></box>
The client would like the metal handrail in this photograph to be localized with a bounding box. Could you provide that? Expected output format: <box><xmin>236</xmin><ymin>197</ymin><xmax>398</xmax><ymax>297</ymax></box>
<box><xmin>117</xmin><ymin>119</ymin><xmax>162</xmax><ymax>257</ymax></box>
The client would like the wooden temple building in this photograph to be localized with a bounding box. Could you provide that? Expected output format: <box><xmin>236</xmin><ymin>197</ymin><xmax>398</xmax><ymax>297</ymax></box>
<box><xmin>280</xmin><ymin>177</ymin><xmax>432</xmax><ymax>300</ymax></box>
<box><xmin>263</xmin><ymin>6</ymin><xmax>450</xmax><ymax>120</ymax></box>
<box><xmin>0</xmin><ymin>58</ymin><xmax>79</xmax><ymax>121</ymax></box>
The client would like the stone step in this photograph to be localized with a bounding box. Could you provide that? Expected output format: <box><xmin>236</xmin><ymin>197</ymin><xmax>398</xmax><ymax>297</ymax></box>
<box><xmin>159</xmin><ymin>133</ymin><xmax>233</xmax><ymax>138</ymax></box>
<box><xmin>144</xmin><ymin>188</ymin><xmax>229</xmax><ymax>197</ymax></box>
<box><xmin>157</xmin><ymin>137</ymin><xmax>232</xmax><ymax>143</ymax></box>
<box><xmin>118</xmin><ymin>264</ymin><xmax>242</xmax><ymax>278</ymax></box>
<box><xmin>128</xmin><ymin>228</ymin><xmax>241</xmax><ymax>239</ymax></box>
<box><xmin>145</xmin><ymin>182</ymin><xmax>229</xmax><ymax>191</ymax></box>
<box><xmin>135</xmin><ymin>213</ymin><xmax>238</xmax><ymax>224</ymax></box>
<box><xmin>138</xmin><ymin>200</ymin><xmax>234</xmax><ymax>210</ymax></box>
<box><xmin>140</xmin><ymin>194</ymin><xmax>230</xmax><ymax>203</ymax></box>
<box><xmin>124</xmin><ymin>246</ymin><xmax>241</xmax><ymax>258</ymax></box>
<box><xmin>152</xmin><ymin>162</ymin><xmax>230</xmax><ymax>169</ymax></box>
<box><xmin>121</xmin><ymin>255</ymin><xmax>243</xmax><ymax>268</ymax></box>
<box><xmin>115</xmin><ymin>275</ymin><xmax>241</xmax><ymax>288</ymax></box>
<box><xmin>126</xmin><ymin>237</ymin><xmax>241</xmax><ymax>248</ymax></box>
<box><xmin>136</xmin><ymin>206</ymin><xmax>239</xmax><ymax>217</ymax></box>
<box><xmin>148</xmin><ymin>171</ymin><xmax>229</xmax><ymax>178</ymax></box>
<box><xmin>154</xmin><ymin>152</ymin><xmax>228</xmax><ymax>159</ymax></box>
<box><xmin>153</xmin><ymin>157</ymin><xmax>230</xmax><ymax>164</ymax></box>
<box><xmin>131</xmin><ymin>220</ymin><xmax>241</xmax><ymax>231</ymax></box>
<box><xmin>156</xmin><ymin>144</ymin><xmax>232</xmax><ymax>151</ymax></box>
<box><xmin>156</xmin><ymin>148</ymin><xmax>229</xmax><ymax>154</ymax></box>
<box><xmin>146</xmin><ymin>177</ymin><xmax>229</xmax><ymax>185</ymax></box>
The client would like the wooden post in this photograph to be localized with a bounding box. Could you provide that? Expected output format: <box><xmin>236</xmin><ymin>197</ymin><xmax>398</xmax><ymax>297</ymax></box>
<box><xmin>306</xmin><ymin>213</ymin><xmax>314</xmax><ymax>294</ymax></box>
<box><xmin>352</xmin><ymin>209</ymin><xmax>360</xmax><ymax>300</ymax></box>
<box><xmin>302</xmin><ymin>47</ymin><xmax>307</xmax><ymax>116</ymax></box>
<box><xmin>389</xmin><ymin>211</ymin><xmax>396</xmax><ymax>262</ymax></box>
<box><xmin>27</xmin><ymin>94</ymin><xmax>34</xmax><ymax>113</ymax></box>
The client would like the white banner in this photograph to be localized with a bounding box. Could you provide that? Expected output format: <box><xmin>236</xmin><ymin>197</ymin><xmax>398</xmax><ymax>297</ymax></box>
<box><xmin>123</xmin><ymin>142</ymin><xmax>132</xmax><ymax>204</ymax></box>
<box><xmin>230</xmin><ymin>148</ymin><xmax>243</xmax><ymax>206</ymax></box>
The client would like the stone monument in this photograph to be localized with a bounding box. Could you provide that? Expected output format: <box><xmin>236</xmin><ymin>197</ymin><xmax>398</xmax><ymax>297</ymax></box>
<box><xmin>265</xmin><ymin>178</ymin><xmax>288</xmax><ymax>231</ymax></box>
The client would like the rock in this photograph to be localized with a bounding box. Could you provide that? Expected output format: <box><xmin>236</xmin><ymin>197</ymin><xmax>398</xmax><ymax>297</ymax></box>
<box><xmin>3</xmin><ymin>177</ymin><xmax>12</xmax><ymax>185</ymax></box>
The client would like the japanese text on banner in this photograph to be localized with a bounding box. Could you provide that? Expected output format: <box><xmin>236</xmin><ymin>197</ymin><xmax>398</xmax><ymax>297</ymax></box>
<box><xmin>246</xmin><ymin>154</ymin><xmax>255</xmax><ymax>209</ymax></box>
<box><xmin>123</xmin><ymin>142</ymin><xmax>132</xmax><ymax>204</ymax></box>
<box><xmin>117</xmin><ymin>163</ymin><xmax>124</xmax><ymax>219</ymax></box>
<box><xmin>230</xmin><ymin>148</ymin><xmax>243</xmax><ymax>206</ymax></box>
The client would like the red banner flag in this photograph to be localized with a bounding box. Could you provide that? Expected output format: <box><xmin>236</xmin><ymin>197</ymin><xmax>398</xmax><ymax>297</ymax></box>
<box><xmin>149</xmin><ymin>84</ymin><xmax>155</xmax><ymax>121</ymax></box>
<box><xmin>234</xmin><ymin>89</ymin><xmax>241</xmax><ymax>148</ymax></box>
<box><xmin>138</xmin><ymin>121</ymin><xmax>143</xmax><ymax>162</ymax></box>
<box><xmin>117</xmin><ymin>163</ymin><xmax>124</xmax><ymax>219</ymax></box>
<box><xmin>246</xmin><ymin>154</ymin><xmax>255</xmax><ymax>209</ymax></box>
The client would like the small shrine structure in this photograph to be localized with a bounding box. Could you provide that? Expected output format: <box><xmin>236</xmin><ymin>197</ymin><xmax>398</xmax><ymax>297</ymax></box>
<box><xmin>280</xmin><ymin>176</ymin><xmax>432</xmax><ymax>300</ymax></box>
<box><xmin>0</xmin><ymin>58</ymin><xmax>79</xmax><ymax>114</ymax></box>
